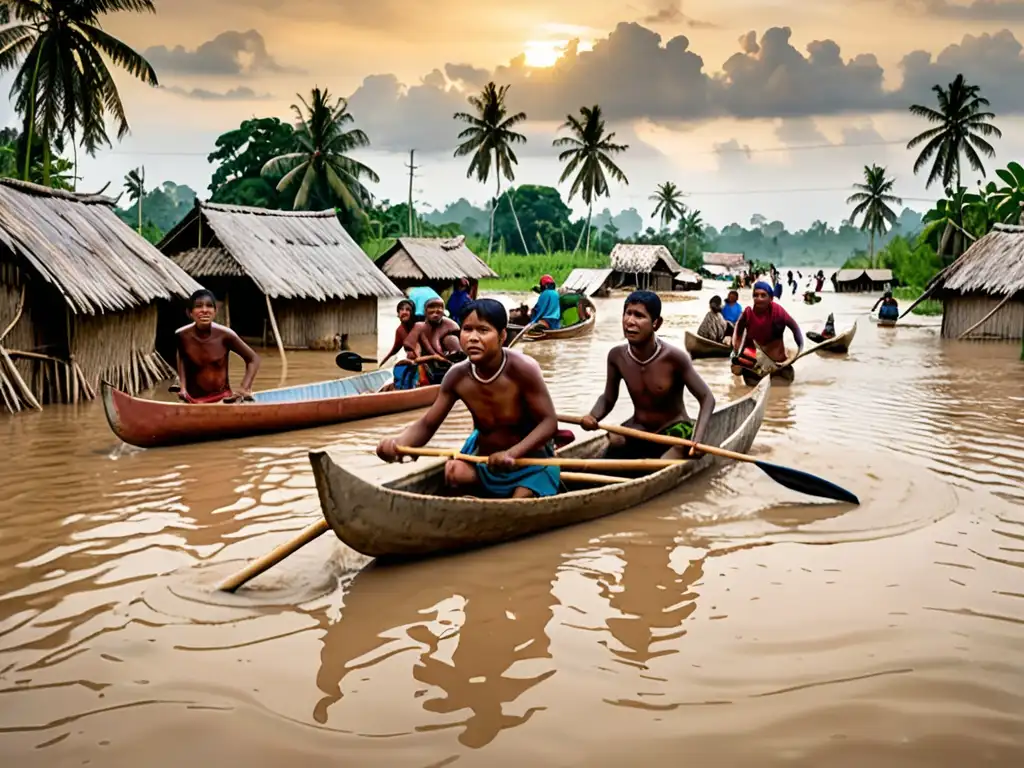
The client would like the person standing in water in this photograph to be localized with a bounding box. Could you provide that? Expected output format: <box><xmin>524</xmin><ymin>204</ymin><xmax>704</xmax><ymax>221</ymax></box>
<box><xmin>377</xmin><ymin>299</ymin><xmax>561</xmax><ymax>498</ymax></box>
<box><xmin>581</xmin><ymin>290</ymin><xmax>715</xmax><ymax>460</ymax></box>
<box><xmin>731</xmin><ymin>280</ymin><xmax>805</xmax><ymax>374</ymax></box>
<box><xmin>175</xmin><ymin>289</ymin><xmax>260</xmax><ymax>403</ymax></box>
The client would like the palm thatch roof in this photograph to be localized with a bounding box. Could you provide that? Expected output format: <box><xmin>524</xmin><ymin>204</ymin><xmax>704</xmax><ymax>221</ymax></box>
<box><xmin>833</xmin><ymin>268</ymin><xmax>893</xmax><ymax>283</ymax></box>
<box><xmin>927</xmin><ymin>223</ymin><xmax>1024</xmax><ymax>297</ymax></box>
<box><xmin>561</xmin><ymin>268</ymin><xmax>614</xmax><ymax>296</ymax></box>
<box><xmin>0</xmin><ymin>179</ymin><xmax>201</xmax><ymax>315</ymax></box>
<box><xmin>375</xmin><ymin>236</ymin><xmax>497</xmax><ymax>281</ymax></box>
<box><xmin>702</xmin><ymin>252</ymin><xmax>747</xmax><ymax>269</ymax></box>
<box><xmin>610</xmin><ymin>244</ymin><xmax>683</xmax><ymax>274</ymax></box>
<box><xmin>160</xmin><ymin>201</ymin><xmax>401</xmax><ymax>299</ymax></box>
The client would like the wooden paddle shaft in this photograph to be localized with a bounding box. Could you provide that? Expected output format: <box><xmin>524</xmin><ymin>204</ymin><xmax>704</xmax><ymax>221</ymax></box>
<box><xmin>558</xmin><ymin>414</ymin><xmax>756</xmax><ymax>465</ymax></box>
<box><xmin>396</xmin><ymin>445</ymin><xmax>682</xmax><ymax>470</ymax></box>
<box><xmin>217</xmin><ymin>518</ymin><xmax>329</xmax><ymax>592</ymax></box>
<box><xmin>508</xmin><ymin>322</ymin><xmax>539</xmax><ymax>348</ymax></box>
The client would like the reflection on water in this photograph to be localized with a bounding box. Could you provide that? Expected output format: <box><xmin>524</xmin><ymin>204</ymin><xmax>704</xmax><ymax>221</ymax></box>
<box><xmin>1</xmin><ymin>289</ymin><xmax>1023</xmax><ymax>766</ymax></box>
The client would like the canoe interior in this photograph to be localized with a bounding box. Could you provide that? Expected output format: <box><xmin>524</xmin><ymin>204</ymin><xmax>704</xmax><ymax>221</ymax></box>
<box><xmin>684</xmin><ymin>331</ymin><xmax>732</xmax><ymax>358</ymax></box>
<box><xmin>252</xmin><ymin>369</ymin><xmax>392</xmax><ymax>403</ymax></box>
<box><xmin>506</xmin><ymin>298</ymin><xmax>596</xmax><ymax>342</ymax></box>
<box><xmin>311</xmin><ymin>379</ymin><xmax>770</xmax><ymax>558</ymax></box>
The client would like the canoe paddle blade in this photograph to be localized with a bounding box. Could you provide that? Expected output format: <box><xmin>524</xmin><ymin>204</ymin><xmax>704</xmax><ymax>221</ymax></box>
<box><xmin>753</xmin><ymin>460</ymin><xmax>860</xmax><ymax>504</ymax></box>
<box><xmin>335</xmin><ymin>351</ymin><xmax>376</xmax><ymax>372</ymax></box>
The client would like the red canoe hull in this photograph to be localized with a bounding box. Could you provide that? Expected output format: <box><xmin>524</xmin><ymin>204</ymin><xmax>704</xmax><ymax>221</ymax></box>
<box><xmin>102</xmin><ymin>379</ymin><xmax>440</xmax><ymax>448</ymax></box>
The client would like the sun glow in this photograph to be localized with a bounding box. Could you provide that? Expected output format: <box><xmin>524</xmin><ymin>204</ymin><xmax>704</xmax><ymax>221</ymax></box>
<box><xmin>522</xmin><ymin>39</ymin><xmax>593</xmax><ymax>68</ymax></box>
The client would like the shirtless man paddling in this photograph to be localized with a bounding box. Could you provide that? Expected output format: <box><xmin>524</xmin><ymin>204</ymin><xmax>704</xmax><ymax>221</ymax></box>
<box><xmin>176</xmin><ymin>289</ymin><xmax>260</xmax><ymax>403</ymax></box>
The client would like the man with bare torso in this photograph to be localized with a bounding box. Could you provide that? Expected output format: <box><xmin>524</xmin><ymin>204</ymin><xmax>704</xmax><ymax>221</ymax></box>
<box><xmin>377</xmin><ymin>299</ymin><xmax>560</xmax><ymax>498</ymax></box>
<box><xmin>582</xmin><ymin>290</ymin><xmax>715</xmax><ymax>460</ymax></box>
<box><xmin>176</xmin><ymin>289</ymin><xmax>260</xmax><ymax>403</ymax></box>
<box><xmin>395</xmin><ymin>297</ymin><xmax>463</xmax><ymax>387</ymax></box>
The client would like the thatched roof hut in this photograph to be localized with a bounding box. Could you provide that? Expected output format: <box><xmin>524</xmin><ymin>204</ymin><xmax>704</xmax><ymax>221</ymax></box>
<box><xmin>673</xmin><ymin>267</ymin><xmax>704</xmax><ymax>291</ymax></box>
<box><xmin>609</xmin><ymin>244</ymin><xmax>685</xmax><ymax>292</ymax></box>
<box><xmin>561</xmin><ymin>268</ymin><xmax>614</xmax><ymax>297</ymax></box>
<box><xmin>374</xmin><ymin>236</ymin><xmax>497</xmax><ymax>296</ymax></box>
<box><xmin>831</xmin><ymin>268</ymin><xmax>893</xmax><ymax>293</ymax></box>
<box><xmin>919</xmin><ymin>223</ymin><xmax>1024</xmax><ymax>340</ymax></box>
<box><xmin>160</xmin><ymin>202</ymin><xmax>401</xmax><ymax>358</ymax></box>
<box><xmin>702</xmin><ymin>252</ymin><xmax>747</xmax><ymax>276</ymax></box>
<box><xmin>0</xmin><ymin>179</ymin><xmax>201</xmax><ymax>413</ymax></box>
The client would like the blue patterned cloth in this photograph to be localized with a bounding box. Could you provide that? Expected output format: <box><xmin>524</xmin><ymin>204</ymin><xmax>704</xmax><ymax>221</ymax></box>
<box><xmin>393</xmin><ymin>363</ymin><xmax>419</xmax><ymax>390</ymax></box>
<box><xmin>460</xmin><ymin>430</ymin><xmax>560</xmax><ymax>497</ymax></box>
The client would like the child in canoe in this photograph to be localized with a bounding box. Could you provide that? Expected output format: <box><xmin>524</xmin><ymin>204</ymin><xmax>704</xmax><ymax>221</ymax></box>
<box><xmin>581</xmin><ymin>290</ymin><xmax>716</xmax><ymax>460</ymax></box>
<box><xmin>377</xmin><ymin>298</ymin><xmax>561</xmax><ymax>498</ymax></box>
<box><xmin>393</xmin><ymin>297</ymin><xmax>464</xmax><ymax>390</ymax></box>
<box><xmin>176</xmin><ymin>289</ymin><xmax>260</xmax><ymax>403</ymax></box>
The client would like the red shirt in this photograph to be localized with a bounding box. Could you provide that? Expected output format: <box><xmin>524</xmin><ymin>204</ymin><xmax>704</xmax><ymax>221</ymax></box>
<box><xmin>741</xmin><ymin>302</ymin><xmax>791</xmax><ymax>346</ymax></box>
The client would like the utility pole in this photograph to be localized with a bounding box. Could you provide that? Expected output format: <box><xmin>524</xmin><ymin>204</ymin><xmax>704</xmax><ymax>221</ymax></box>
<box><xmin>405</xmin><ymin>149</ymin><xmax>419</xmax><ymax>236</ymax></box>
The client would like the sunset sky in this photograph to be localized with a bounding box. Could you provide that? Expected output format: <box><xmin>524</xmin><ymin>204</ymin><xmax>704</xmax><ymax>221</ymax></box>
<box><xmin>2</xmin><ymin>0</ymin><xmax>1023</xmax><ymax>228</ymax></box>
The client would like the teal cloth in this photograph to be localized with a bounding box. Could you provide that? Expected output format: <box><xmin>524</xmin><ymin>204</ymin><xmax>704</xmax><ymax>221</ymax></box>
<box><xmin>460</xmin><ymin>430</ymin><xmax>560</xmax><ymax>497</ymax></box>
<box><xmin>408</xmin><ymin>287</ymin><xmax>443</xmax><ymax>316</ymax></box>
<box><xmin>530</xmin><ymin>288</ymin><xmax>562</xmax><ymax>328</ymax></box>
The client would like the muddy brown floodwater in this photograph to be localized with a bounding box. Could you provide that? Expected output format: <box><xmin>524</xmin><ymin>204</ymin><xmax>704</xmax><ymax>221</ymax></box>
<box><xmin>1</xmin><ymin>289</ymin><xmax>1022</xmax><ymax>767</ymax></box>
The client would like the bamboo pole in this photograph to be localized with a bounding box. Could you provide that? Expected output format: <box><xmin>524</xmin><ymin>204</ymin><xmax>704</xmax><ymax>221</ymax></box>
<box><xmin>264</xmin><ymin>293</ymin><xmax>288</xmax><ymax>381</ymax></box>
<box><xmin>0</xmin><ymin>285</ymin><xmax>25</xmax><ymax>343</ymax></box>
<box><xmin>0</xmin><ymin>347</ymin><xmax>41</xmax><ymax>410</ymax></box>
<box><xmin>956</xmin><ymin>293</ymin><xmax>1014</xmax><ymax>340</ymax></box>
<box><xmin>397</xmin><ymin>446</ymin><xmax>682</xmax><ymax>470</ymax></box>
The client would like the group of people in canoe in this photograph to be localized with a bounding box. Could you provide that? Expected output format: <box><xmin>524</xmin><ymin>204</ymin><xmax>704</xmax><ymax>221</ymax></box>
<box><xmin>376</xmin><ymin>289</ymin><xmax>715</xmax><ymax>500</ymax></box>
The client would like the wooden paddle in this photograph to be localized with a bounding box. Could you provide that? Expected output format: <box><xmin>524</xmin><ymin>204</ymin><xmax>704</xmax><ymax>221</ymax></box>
<box><xmin>216</xmin><ymin>446</ymin><xmax>629</xmax><ymax>593</ymax></box>
<box><xmin>558</xmin><ymin>415</ymin><xmax>860</xmax><ymax>504</ymax></box>
<box><xmin>335</xmin><ymin>351</ymin><xmax>378</xmax><ymax>372</ymax></box>
<box><xmin>508</xmin><ymin>322</ymin><xmax>541</xmax><ymax>348</ymax></box>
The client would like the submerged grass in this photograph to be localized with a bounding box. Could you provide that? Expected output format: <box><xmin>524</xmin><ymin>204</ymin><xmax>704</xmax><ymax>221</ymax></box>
<box><xmin>892</xmin><ymin>286</ymin><xmax>943</xmax><ymax>316</ymax></box>
<box><xmin>482</xmin><ymin>251</ymin><xmax>611</xmax><ymax>292</ymax></box>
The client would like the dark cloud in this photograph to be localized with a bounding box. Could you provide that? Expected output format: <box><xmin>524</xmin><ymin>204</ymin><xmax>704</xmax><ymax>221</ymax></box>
<box><xmin>162</xmin><ymin>85</ymin><xmax>274</xmax><ymax>101</ymax></box>
<box><xmin>642</xmin><ymin>1</ymin><xmax>720</xmax><ymax>28</ymax></box>
<box><xmin>918</xmin><ymin>0</ymin><xmax>1024</xmax><ymax>19</ymax></box>
<box><xmin>342</xmin><ymin>23</ymin><xmax>1024</xmax><ymax>154</ymax></box>
<box><xmin>774</xmin><ymin>118</ymin><xmax>829</xmax><ymax>146</ymax></box>
<box><xmin>144</xmin><ymin>30</ymin><xmax>304</xmax><ymax>76</ymax></box>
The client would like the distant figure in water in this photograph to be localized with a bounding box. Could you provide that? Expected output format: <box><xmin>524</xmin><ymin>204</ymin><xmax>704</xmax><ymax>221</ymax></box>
<box><xmin>176</xmin><ymin>289</ymin><xmax>260</xmax><ymax>403</ymax></box>
<box><xmin>872</xmin><ymin>291</ymin><xmax>899</xmax><ymax>321</ymax></box>
<box><xmin>815</xmin><ymin>270</ymin><xmax>826</xmax><ymax>292</ymax></box>
<box><xmin>788</xmin><ymin>270</ymin><xmax>797</xmax><ymax>295</ymax></box>
<box><xmin>731</xmin><ymin>281</ymin><xmax>805</xmax><ymax>374</ymax></box>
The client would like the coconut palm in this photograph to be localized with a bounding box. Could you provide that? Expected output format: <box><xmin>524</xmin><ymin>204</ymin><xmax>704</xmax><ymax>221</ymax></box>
<box><xmin>453</xmin><ymin>82</ymin><xmax>529</xmax><ymax>257</ymax></box>
<box><xmin>846</xmin><ymin>165</ymin><xmax>902</xmax><ymax>267</ymax></box>
<box><xmin>554</xmin><ymin>104</ymin><xmax>629</xmax><ymax>255</ymax></box>
<box><xmin>650</xmin><ymin>182</ymin><xmax>686</xmax><ymax>231</ymax></box>
<box><xmin>262</xmin><ymin>87</ymin><xmax>379</xmax><ymax>213</ymax></box>
<box><xmin>678</xmin><ymin>208</ymin><xmax>704</xmax><ymax>268</ymax></box>
<box><xmin>124</xmin><ymin>167</ymin><xmax>145</xmax><ymax>233</ymax></box>
<box><xmin>0</xmin><ymin>0</ymin><xmax>159</xmax><ymax>184</ymax></box>
<box><xmin>907</xmin><ymin>74</ymin><xmax>1001</xmax><ymax>190</ymax></box>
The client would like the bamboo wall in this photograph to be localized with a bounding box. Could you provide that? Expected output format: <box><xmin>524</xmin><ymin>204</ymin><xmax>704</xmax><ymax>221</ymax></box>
<box><xmin>72</xmin><ymin>305</ymin><xmax>174</xmax><ymax>397</ymax></box>
<box><xmin>941</xmin><ymin>295</ymin><xmax>1024</xmax><ymax>340</ymax></box>
<box><xmin>275</xmin><ymin>297</ymin><xmax>378</xmax><ymax>349</ymax></box>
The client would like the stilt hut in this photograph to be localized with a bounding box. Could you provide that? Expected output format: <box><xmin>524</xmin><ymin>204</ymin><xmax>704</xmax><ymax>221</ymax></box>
<box><xmin>160</xmin><ymin>202</ymin><xmax>401</xmax><ymax>359</ymax></box>
<box><xmin>374</xmin><ymin>236</ymin><xmax>497</xmax><ymax>297</ymax></box>
<box><xmin>831</xmin><ymin>268</ymin><xmax>893</xmax><ymax>293</ymax></box>
<box><xmin>609</xmin><ymin>244</ymin><xmax>685</xmax><ymax>293</ymax></box>
<box><xmin>0</xmin><ymin>180</ymin><xmax>201</xmax><ymax>414</ymax></box>
<box><xmin>912</xmin><ymin>223</ymin><xmax>1024</xmax><ymax>340</ymax></box>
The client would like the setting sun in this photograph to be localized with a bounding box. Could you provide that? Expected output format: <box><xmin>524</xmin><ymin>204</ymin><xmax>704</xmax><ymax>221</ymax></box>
<box><xmin>523</xmin><ymin>38</ymin><xmax>593</xmax><ymax>68</ymax></box>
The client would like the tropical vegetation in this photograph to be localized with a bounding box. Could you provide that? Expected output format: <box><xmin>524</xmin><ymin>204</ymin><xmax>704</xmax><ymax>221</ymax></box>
<box><xmin>846</xmin><ymin>165</ymin><xmax>902</xmax><ymax>267</ymax></box>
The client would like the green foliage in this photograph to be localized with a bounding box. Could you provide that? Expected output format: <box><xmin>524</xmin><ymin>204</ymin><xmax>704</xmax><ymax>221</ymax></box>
<box><xmin>494</xmin><ymin>185</ymin><xmax>574</xmax><ymax>255</ymax></box>
<box><xmin>485</xmin><ymin>251</ymin><xmax>611</xmax><ymax>291</ymax></box>
<box><xmin>991</xmin><ymin>161</ymin><xmax>1024</xmax><ymax>224</ymax></box>
<box><xmin>892</xmin><ymin>287</ymin><xmax>943</xmax><ymax>316</ymax></box>
<box><xmin>208</xmin><ymin>117</ymin><xmax>296</xmax><ymax>207</ymax></box>
<box><xmin>115</xmin><ymin>181</ymin><xmax>196</xmax><ymax>233</ymax></box>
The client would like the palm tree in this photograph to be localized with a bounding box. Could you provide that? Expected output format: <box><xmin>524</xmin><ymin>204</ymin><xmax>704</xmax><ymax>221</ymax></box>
<box><xmin>846</xmin><ymin>165</ymin><xmax>902</xmax><ymax>267</ymax></box>
<box><xmin>262</xmin><ymin>87</ymin><xmax>379</xmax><ymax>213</ymax></box>
<box><xmin>650</xmin><ymin>182</ymin><xmax>687</xmax><ymax>231</ymax></box>
<box><xmin>907</xmin><ymin>74</ymin><xmax>1001</xmax><ymax>189</ymax></box>
<box><xmin>453</xmin><ymin>82</ymin><xmax>529</xmax><ymax>257</ymax></box>
<box><xmin>0</xmin><ymin>0</ymin><xmax>159</xmax><ymax>184</ymax></box>
<box><xmin>678</xmin><ymin>208</ymin><xmax>704</xmax><ymax>267</ymax></box>
<box><xmin>554</xmin><ymin>105</ymin><xmax>629</xmax><ymax>255</ymax></box>
<box><xmin>124</xmin><ymin>167</ymin><xmax>145</xmax><ymax>233</ymax></box>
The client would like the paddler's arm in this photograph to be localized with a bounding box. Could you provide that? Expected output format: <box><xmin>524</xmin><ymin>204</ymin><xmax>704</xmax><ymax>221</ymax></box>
<box><xmin>785</xmin><ymin>313</ymin><xmax>805</xmax><ymax>354</ymax></box>
<box><xmin>380</xmin><ymin>327</ymin><xmax>406</xmax><ymax>365</ymax></box>
<box><xmin>870</xmin><ymin>297</ymin><xmax>882</xmax><ymax>312</ymax></box>
<box><xmin>731</xmin><ymin>312</ymin><xmax>748</xmax><ymax>353</ymax></box>
<box><xmin>581</xmin><ymin>350</ymin><xmax>621</xmax><ymax>429</ymax></box>
<box><xmin>175</xmin><ymin>334</ymin><xmax>189</xmax><ymax>401</ymax></box>
<box><xmin>226</xmin><ymin>330</ymin><xmax>261</xmax><ymax>395</ymax></box>
<box><xmin>678</xmin><ymin>349</ymin><xmax>715</xmax><ymax>455</ymax></box>
<box><xmin>495</xmin><ymin>356</ymin><xmax>557</xmax><ymax>465</ymax></box>
<box><xmin>376</xmin><ymin>370</ymin><xmax>460</xmax><ymax>462</ymax></box>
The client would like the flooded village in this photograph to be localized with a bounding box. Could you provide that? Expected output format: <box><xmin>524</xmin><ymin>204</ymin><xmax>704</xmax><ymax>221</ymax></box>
<box><xmin>2</xmin><ymin>2</ymin><xmax>1024</xmax><ymax>767</ymax></box>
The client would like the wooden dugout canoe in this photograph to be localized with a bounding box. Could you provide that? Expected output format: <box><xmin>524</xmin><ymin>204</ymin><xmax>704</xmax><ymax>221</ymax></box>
<box><xmin>506</xmin><ymin>297</ymin><xmax>597</xmax><ymax>343</ymax></box>
<box><xmin>308</xmin><ymin>377</ymin><xmax>770</xmax><ymax>559</ymax></box>
<box><xmin>684</xmin><ymin>330</ymin><xmax>733</xmax><ymax>359</ymax></box>
<box><xmin>102</xmin><ymin>369</ymin><xmax>439</xmax><ymax>448</ymax></box>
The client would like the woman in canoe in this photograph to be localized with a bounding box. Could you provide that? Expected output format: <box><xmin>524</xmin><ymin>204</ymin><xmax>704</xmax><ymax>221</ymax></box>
<box><xmin>377</xmin><ymin>299</ymin><xmax>561</xmax><ymax>499</ymax></box>
<box><xmin>176</xmin><ymin>289</ymin><xmax>260</xmax><ymax>403</ymax></box>
<box><xmin>581</xmin><ymin>290</ymin><xmax>715</xmax><ymax>460</ymax></box>
<box><xmin>731</xmin><ymin>281</ymin><xmax>805</xmax><ymax>375</ymax></box>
